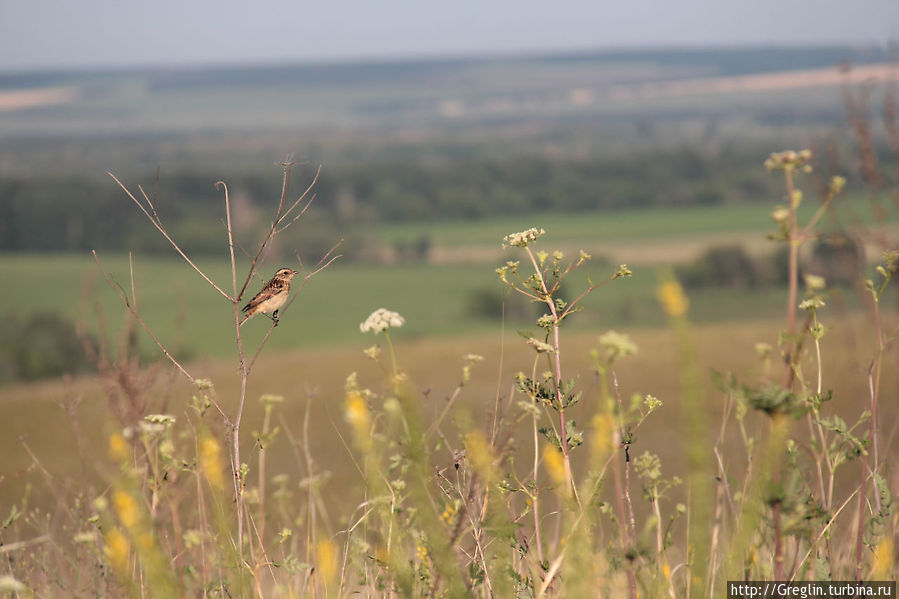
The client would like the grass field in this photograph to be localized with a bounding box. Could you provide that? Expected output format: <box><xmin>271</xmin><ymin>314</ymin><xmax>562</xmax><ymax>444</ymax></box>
<box><xmin>0</xmin><ymin>249</ymin><xmax>785</xmax><ymax>363</ymax></box>
<box><xmin>0</xmin><ymin>194</ymin><xmax>893</xmax><ymax>362</ymax></box>
<box><xmin>2</xmin><ymin>312</ymin><xmax>895</xmax><ymax>513</ymax></box>
<box><xmin>380</xmin><ymin>193</ymin><xmax>897</xmax><ymax>253</ymax></box>
<box><xmin>2</xmin><ymin>218</ymin><xmax>896</xmax><ymax>595</ymax></box>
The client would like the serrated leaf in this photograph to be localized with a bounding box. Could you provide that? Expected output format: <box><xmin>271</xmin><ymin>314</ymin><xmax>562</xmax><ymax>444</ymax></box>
<box><xmin>560</xmin><ymin>377</ymin><xmax>578</xmax><ymax>396</ymax></box>
<box><xmin>564</xmin><ymin>391</ymin><xmax>582</xmax><ymax>409</ymax></box>
<box><xmin>539</xmin><ymin>427</ymin><xmax>561</xmax><ymax>449</ymax></box>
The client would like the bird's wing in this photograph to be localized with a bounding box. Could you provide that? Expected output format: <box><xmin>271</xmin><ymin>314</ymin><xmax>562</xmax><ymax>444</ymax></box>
<box><xmin>242</xmin><ymin>278</ymin><xmax>287</xmax><ymax>312</ymax></box>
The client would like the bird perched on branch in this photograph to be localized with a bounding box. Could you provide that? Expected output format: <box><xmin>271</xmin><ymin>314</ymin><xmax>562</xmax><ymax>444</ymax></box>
<box><xmin>240</xmin><ymin>267</ymin><xmax>298</xmax><ymax>327</ymax></box>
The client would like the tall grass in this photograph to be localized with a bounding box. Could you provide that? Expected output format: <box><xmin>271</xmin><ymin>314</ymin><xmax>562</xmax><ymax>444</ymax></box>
<box><xmin>0</xmin><ymin>148</ymin><xmax>895</xmax><ymax>597</ymax></box>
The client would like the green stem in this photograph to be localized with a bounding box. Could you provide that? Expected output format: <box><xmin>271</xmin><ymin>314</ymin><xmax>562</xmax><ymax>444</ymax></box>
<box><xmin>384</xmin><ymin>331</ymin><xmax>398</xmax><ymax>379</ymax></box>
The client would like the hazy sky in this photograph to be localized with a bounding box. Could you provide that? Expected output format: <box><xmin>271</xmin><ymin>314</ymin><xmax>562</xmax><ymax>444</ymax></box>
<box><xmin>1</xmin><ymin>0</ymin><xmax>897</xmax><ymax>71</ymax></box>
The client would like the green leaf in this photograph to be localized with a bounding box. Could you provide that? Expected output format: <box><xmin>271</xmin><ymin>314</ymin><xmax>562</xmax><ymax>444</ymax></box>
<box><xmin>538</xmin><ymin>427</ymin><xmax>561</xmax><ymax>449</ymax></box>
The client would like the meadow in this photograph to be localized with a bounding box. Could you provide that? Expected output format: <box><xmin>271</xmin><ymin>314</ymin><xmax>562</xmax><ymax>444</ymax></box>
<box><xmin>1</xmin><ymin>161</ymin><xmax>897</xmax><ymax>596</ymax></box>
<box><xmin>1</xmin><ymin>193</ymin><xmax>893</xmax><ymax>363</ymax></box>
<box><xmin>1</xmin><ymin>46</ymin><xmax>897</xmax><ymax>597</ymax></box>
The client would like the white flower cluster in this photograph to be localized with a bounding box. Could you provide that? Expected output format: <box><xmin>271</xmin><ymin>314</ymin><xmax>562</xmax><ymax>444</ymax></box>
<box><xmin>598</xmin><ymin>330</ymin><xmax>638</xmax><ymax>360</ymax></box>
<box><xmin>360</xmin><ymin>308</ymin><xmax>405</xmax><ymax>334</ymax></box>
<box><xmin>503</xmin><ymin>227</ymin><xmax>545</xmax><ymax>248</ymax></box>
<box><xmin>526</xmin><ymin>337</ymin><xmax>555</xmax><ymax>353</ymax></box>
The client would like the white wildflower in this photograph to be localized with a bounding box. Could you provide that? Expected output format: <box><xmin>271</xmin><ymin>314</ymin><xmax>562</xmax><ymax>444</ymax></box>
<box><xmin>771</xmin><ymin>206</ymin><xmax>790</xmax><ymax>223</ymax></box>
<box><xmin>360</xmin><ymin>308</ymin><xmax>405</xmax><ymax>334</ymax></box>
<box><xmin>804</xmin><ymin>274</ymin><xmax>826</xmax><ymax>291</ymax></box>
<box><xmin>799</xmin><ymin>298</ymin><xmax>825</xmax><ymax>311</ymax></box>
<box><xmin>503</xmin><ymin>228</ymin><xmax>545</xmax><ymax>248</ymax></box>
<box><xmin>144</xmin><ymin>414</ymin><xmax>176</xmax><ymax>425</ymax></box>
<box><xmin>598</xmin><ymin>330</ymin><xmax>638</xmax><ymax>360</ymax></box>
<box><xmin>526</xmin><ymin>337</ymin><xmax>555</xmax><ymax>353</ymax></box>
<box><xmin>138</xmin><ymin>421</ymin><xmax>166</xmax><ymax>435</ymax></box>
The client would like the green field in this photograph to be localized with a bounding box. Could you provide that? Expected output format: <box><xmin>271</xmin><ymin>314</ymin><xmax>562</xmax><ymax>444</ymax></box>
<box><xmin>0</xmin><ymin>253</ymin><xmax>776</xmax><ymax>364</ymax></box>
<box><xmin>380</xmin><ymin>193</ymin><xmax>895</xmax><ymax>249</ymax></box>
<box><xmin>1</xmin><ymin>193</ymin><xmax>892</xmax><ymax>364</ymax></box>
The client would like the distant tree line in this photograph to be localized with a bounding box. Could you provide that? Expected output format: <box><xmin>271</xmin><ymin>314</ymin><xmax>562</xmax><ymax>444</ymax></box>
<box><xmin>0</xmin><ymin>144</ymin><xmax>837</xmax><ymax>255</ymax></box>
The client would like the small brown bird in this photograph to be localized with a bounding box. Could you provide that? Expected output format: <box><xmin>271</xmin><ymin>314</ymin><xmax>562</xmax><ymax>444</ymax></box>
<box><xmin>240</xmin><ymin>267</ymin><xmax>299</xmax><ymax>327</ymax></box>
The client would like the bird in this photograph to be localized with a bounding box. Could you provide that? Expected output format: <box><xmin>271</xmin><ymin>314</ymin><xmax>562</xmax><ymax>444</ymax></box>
<box><xmin>240</xmin><ymin>267</ymin><xmax>299</xmax><ymax>327</ymax></box>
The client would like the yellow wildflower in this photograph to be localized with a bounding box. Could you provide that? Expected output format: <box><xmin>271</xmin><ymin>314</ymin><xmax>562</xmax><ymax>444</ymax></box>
<box><xmin>108</xmin><ymin>433</ymin><xmax>130</xmax><ymax>463</ymax></box>
<box><xmin>657</xmin><ymin>280</ymin><xmax>689</xmax><ymax>318</ymax></box>
<box><xmin>113</xmin><ymin>490</ymin><xmax>140</xmax><ymax>531</ymax></box>
<box><xmin>104</xmin><ymin>528</ymin><xmax>131</xmax><ymax>574</ymax></box>
<box><xmin>543</xmin><ymin>444</ymin><xmax>566</xmax><ymax>488</ymax></box>
<box><xmin>344</xmin><ymin>391</ymin><xmax>371</xmax><ymax>441</ymax></box>
<box><xmin>465</xmin><ymin>431</ymin><xmax>498</xmax><ymax>482</ymax></box>
<box><xmin>199</xmin><ymin>436</ymin><xmax>224</xmax><ymax>491</ymax></box>
<box><xmin>871</xmin><ymin>536</ymin><xmax>894</xmax><ymax>580</ymax></box>
<box><xmin>316</xmin><ymin>538</ymin><xmax>338</xmax><ymax>586</ymax></box>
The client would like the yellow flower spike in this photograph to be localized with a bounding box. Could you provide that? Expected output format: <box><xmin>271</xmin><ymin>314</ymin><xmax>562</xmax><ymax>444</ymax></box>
<box><xmin>104</xmin><ymin>528</ymin><xmax>131</xmax><ymax>574</ymax></box>
<box><xmin>543</xmin><ymin>444</ymin><xmax>567</xmax><ymax>488</ymax></box>
<box><xmin>344</xmin><ymin>391</ymin><xmax>371</xmax><ymax>441</ymax></box>
<box><xmin>199</xmin><ymin>436</ymin><xmax>224</xmax><ymax>491</ymax></box>
<box><xmin>464</xmin><ymin>431</ymin><xmax>498</xmax><ymax>482</ymax></box>
<box><xmin>590</xmin><ymin>412</ymin><xmax>617</xmax><ymax>459</ymax></box>
<box><xmin>136</xmin><ymin>531</ymin><xmax>155</xmax><ymax>552</ymax></box>
<box><xmin>113</xmin><ymin>490</ymin><xmax>140</xmax><ymax>531</ymax></box>
<box><xmin>108</xmin><ymin>433</ymin><xmax>130</xmax><ymax>463</ymax></box>
<box><xmin>656</xmin><ymin>280</ymin><xmax>689</xmax><ymax>318</ymax></box>
<box><xmin>871</xmin><ymin>536</ymin><xmax>893</xmax><ymax>580</ymax></box>
<box><xmin>316</xmin><ymin>538</ymin><xmax>338</xmax><ymax>587</ymax></box>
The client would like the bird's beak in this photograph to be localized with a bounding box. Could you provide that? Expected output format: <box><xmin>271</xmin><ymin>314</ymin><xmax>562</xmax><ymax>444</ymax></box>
<box><xmin>292</xmin><ymin>269</ymin><xmax>299</xmax><ymax>275</ymax></box>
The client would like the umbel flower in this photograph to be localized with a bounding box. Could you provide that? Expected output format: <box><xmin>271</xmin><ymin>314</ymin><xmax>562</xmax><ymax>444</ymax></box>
<box><xmin>503</xmin><ymin>228</ymin><xmax>545</xmax><ymax>248</ymax></box>
<box><xmin>360</xmin><ymin>308</ymin><xmax>405</xmax><ymax>334</ymax></box>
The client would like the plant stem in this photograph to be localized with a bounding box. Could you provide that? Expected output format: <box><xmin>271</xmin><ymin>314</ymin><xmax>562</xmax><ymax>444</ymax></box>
<box><xmin>782</xmin><ymin>167</ymin><xmax>799</xmax><ymax>390</ymax></box>
<box><xmin>524</xmin><ymin>246</ymin><xmax>574</xmax><ymax>496</ymax></box>
<box><xmin>532</xmin><ymin>414</ymin><xmax>545</xmax><ymax>567</ymax></box>
<box><xmin>384</xmin><ymin>331</ymin><xmax>398</xmax><ymax>379</ymax></box>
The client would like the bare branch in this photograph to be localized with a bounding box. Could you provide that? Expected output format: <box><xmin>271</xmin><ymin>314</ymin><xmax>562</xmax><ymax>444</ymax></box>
<box><xmin>277</xmin><ymin>165</ymin><xmax>321</xmax><ymax>228</ymax></box>
<box><xmin>218</xmin><ymin>181</ymin><xmax>240</xmax><ymax>302</ymax></box>
<box><xmin>275</xmin><ymin>192</ymin><xmax>317</xmax><ymax>235</ymax></box>
<box><xmin>93</xmin><ymin>251</ymin><xmax>195</xmax><ymax>382</ymax></box>
<box><xmin>107</xmin><ymin>171</ymin><xmax>234</xmax><ymax>302</ymax></box>
<box><xmin>93</xmin><ymin>252</ymin><xmax>233</xmax><ymax>427</ymax></box>
<box><xmin>235</xmin><ymin>164</ymin><xmax>322</xmax><ymax>301</ymax></box>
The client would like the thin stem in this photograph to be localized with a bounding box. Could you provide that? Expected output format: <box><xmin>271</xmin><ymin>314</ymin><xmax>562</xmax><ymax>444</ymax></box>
<box><xmin>624</xmin><ymin>459</ymin><xmax>638</xmax><ymax>599</ymax></box>
<box><xmin>782</xmin><ymin>167</ymin><xmax>799</xmax><ymax>390</ymax></box>
<box><xmin>108</xmin><ymin>172</ymin><xmax>234</xmax><ymax>302</ymax></box>
<box><xmin>236</xmin><ymin>164</ymin><xmax>321</xmax><ymax>301</ymax></box>
<box><xmin>532</xmin><ymin>413</ymin><xmax>545</xmax><ymax>567</ymax></box>
<box><xmin>613</xmin><ymin>370</ymin><xmax>638</xmax><ymax>599</ymax></box>
<box><xmin>384</xmin><ymin>331</ymin><xmax>398</xmax><ymax>379</ymax></box>
<box><xmin>524</xmin><ymin>246</ymin><xmax>574</xmax><ymax>497</ymax></box>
